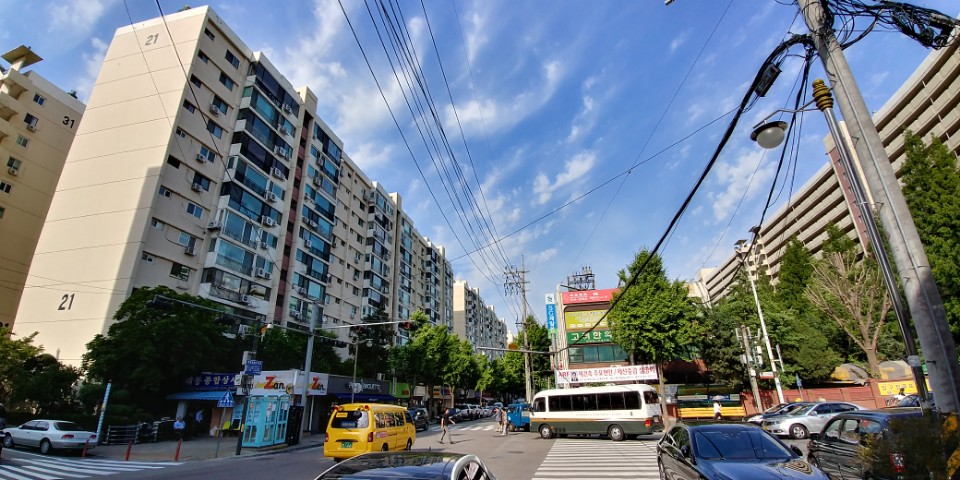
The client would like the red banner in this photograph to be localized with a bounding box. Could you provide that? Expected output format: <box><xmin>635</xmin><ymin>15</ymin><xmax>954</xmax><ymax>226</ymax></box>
<box><xmin>561</xmin><ymin>288</ymin><xmax>618</xmax><ymax>305</ymax></box>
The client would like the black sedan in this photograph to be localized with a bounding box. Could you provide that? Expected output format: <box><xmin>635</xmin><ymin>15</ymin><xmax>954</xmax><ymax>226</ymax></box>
<box><xmin>408</xmin><ymin>408</ymin><xmax>429</xmax><ymax>432</ymax></box>
<box><xmin>314</xmin><ymin>451</ymin><xmax>497</xmax><ymax>480</ymax></box>
<box><xmin>658</xmin><ymin>422</ymin><xmax>829</xmax><ymax>480</ymax></box>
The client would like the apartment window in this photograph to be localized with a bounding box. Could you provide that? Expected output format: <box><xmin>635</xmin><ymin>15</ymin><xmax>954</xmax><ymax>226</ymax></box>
<box><xmin>24</xmin><ymin>113</ymin><xmax>38</xmax><ymax>128</ymax></box>
<box><xmin>170</xmin><ymin>263</ymin><xmax>190</xmax><ymax>281</ymax></box>
<box><xmin>0</xmin><ymin>181</ymin><xmax>11</xmax><ymax>194</ymax></box>
<box><xmin>33</xmin><ymin>93</ymin><xmax>45</xmax><ymax>106</ymax></box>
<box><xmin>206</xmin><ymin>120</ymin><xmax>223</xmax><ymax>139</ymax></box>
<box><xmin>15</xmin><ymin>135</ymin><xmax>29</xmax><ymax>148</ymax></box>
<box><xmin>219</xmin><ymin>72</ymin><xmax>235</xmax><ymax>91</ymax></box>
<box><xmin>177</xmin><ymin>232</ymin><xmax>196</xmax><ymax>247</ymax></box>
<box><xmin>203</xmin><ymin>28</ymin><xmax>215</xmax><ymax>41</ymax></box>
<box><xmin>186</xmin><ymin>202</ymin><xmax>203</xmax><ymax>219</ymax></box>
<box><xmin>192</xmin><ymin>172</ymin><xmax>211</xmax><ymax>190</ymax></box>
<box><xmin>210</xmin><ymin>95</ymin><xmax>227</xmax><ymax>115</ymax></box>
<box><xmin>190</xmin><ymin>75</ymin><xmax>202</xmax><ymax>88</ymax></box>
<box><xmin>199</xmin><ymin>146</ymin><xmax>216</xmax><ymax>162</ymax></box>
<box><xmin>158</xmin><ymin>186</ymin><xmax>171</xmax><ymax>198</ymax></box>
<box><xmin>141</xmin><ymin>252</ymin><xmax>155</xmax><ymax>263</ymax></box>
<box><xmin>166</xmin><ymin>156</ymin><xmax>181</xmax><ymax>169</ymax></box>
<box><xmin>7</xmin><ymin>157</ymin><xmax>22</xmax><ymax>175</ymax></box>
<box><xmin>198</xmin><ymin>50</ymin><xmax>209</xmax><ymax>63</ymax></box>
<box><xmin>150</xmin><ymin>218</ymin><xmax>164</xmax><ymax>230</ymax></box>
<box><xmin>182</xmin><ymin>100</ymin><xmax>196</xmax><ymax>113</ymax></box>
<box><xmin>175</xmin><ymin>128</ymin><xmax>187</xmax><ymax>139</ymax></box>
<box><xmin>225</xmin><ymin>50</ymin><xmax>240</xmax><ymax>69</ymax></box>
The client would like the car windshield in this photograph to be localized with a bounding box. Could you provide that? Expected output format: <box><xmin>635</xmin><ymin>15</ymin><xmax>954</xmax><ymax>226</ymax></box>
<box><xmin>789</xmin><ymin>404</ymin><xmax>816</xmax><ymax>416</ymax></box>
<box><xmin>54</xmin><ymin>421</ymin><xmax>85</xmax><ymax>431</ymax></box>
<box><xmin>694</xmin><ymin>429</ymin><xmax>793</xmax><ymax>460</ymax></box>
<box><xmin>763</xmin><ymin>403</ymin><xmax>788</xmax><ymax>414</ymax></box>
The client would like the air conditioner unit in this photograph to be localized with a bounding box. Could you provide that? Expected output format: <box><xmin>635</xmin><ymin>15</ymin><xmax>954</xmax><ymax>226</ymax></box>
<box><xmin>256</xmin><ymin>268</ymin><xmax>270</xmax><ymax>279</ymax></box>
<box><xmin>185</xmin><ymin>245</ymin><xmax>196</xmax><ymax>256</ymax></box>
<box><xmin>209</xmin><ymin>104</ymin><xmax>222</xmax><ymax>116</ymax></box>
<box><xmin>312</xmin><ymin>175</ymin><xmax>320</xmax><ymax>186</ymax></box>
<box><xmin>191</xmin><ymin>183</ymin><xmax>203</xmax><ymax>192</ymax></box>
<box><xmin>259</xmin><ymin>240</ymin><xmax>269</xmax><ymax>249</ymax></box>
<box><xmin>265</xmin><ymin>191</ymin><xmax>277</xmax><ymax>203</ymax></box>
<box><xmin>273</xmin><ymin>146</ymin><xmax>285</xmax><ymax>156</ymax></box>
<box><xmin>282</xmin><ymin>104</ymin><xmax>293</xmax><ymax>114</ymax></box>
<box><xmin>262</xmin><ymin>216</ymin><xmax>276</xmax><ymax>227</ymax></box>
<box><xmin>239</xmin><ymin>294</ymin><xmax>250</xmax><ymax>305</ymax></box>
<box><xmin>237</xmin><ymin>324</ymin><xmax>252</xmax><ymax>336</ymax></box>
<box><xmin>297</xmin><ymin>286</ymin><xmax>307</xmax><ymax>295</ymax></box>
<box><xmin>195</xmin><ymin>153</ymin><xmax>206</xmax><ymax>162</ymax></box>
<box><xmin>305</xmin><ymin>239</ymin><xmax>313</xmax><ymax>249</ymax></box>
<box><xmin>26</xmin><ymin>123</ymin><xmax>37</xmax><ymax>131</ymax></box>
<box><xmin>271</xmin><ymin>167</ymin><xmax>284</xmax><ymax>178</ymax></box>
<box><xmin>7</xmin><ymin>167</ymin><xmax>18</xmax><ymax>176</ymax></box>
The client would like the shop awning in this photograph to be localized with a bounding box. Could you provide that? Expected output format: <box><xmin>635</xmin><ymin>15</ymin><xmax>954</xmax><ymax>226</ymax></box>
<box><xmin>332</xmin><ymin>392</ymin><xmax>398</xmax><ymax>403</ymax></box>
<box><xmin>166</xmin><ymin>391</ymin><xmax>235</xmax><ymax>401</ymax></box>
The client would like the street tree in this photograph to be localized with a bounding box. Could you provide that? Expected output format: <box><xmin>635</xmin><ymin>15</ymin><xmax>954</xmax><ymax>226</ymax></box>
<box><xmin>513</xmin><ymin>315</ymin><xmax>551</xmax><ymax>391</ymax></box>
<box><xmin>806</xmin><ymin>225</ymin><xmax>892</xmax><ymax>377</ymax></box>
<box><xmin>9</xmin><ymin>353</ymin><xmax>82</xmax><ymax>415</ymax></box>
<box><xmin>0</xmin><ymin>326</ymin><xmax>41</xmax><ymax>405</ymax></box>
<box><xmin>351</xmin><ymin>307</ymin><xmax>394</xmax><ymax>379</ymax></box>
<box><xmin>608</xmin><ymin>248</ymin><xmax>697</xmax><ymax>416</ymax></box>
<box><xmin>259</xmin><ymin>327</ymin><xmax>344</xmax><ymax>374</ymax></box>
<box><xmin>82</xmin><ymin>286</ymin><xmax>240</xmax><ymax>415</ymax></box>
<box><xmin>900</xmin><ymin>131</ymin><xmax>960</xmax><ymax>344</ymax></box>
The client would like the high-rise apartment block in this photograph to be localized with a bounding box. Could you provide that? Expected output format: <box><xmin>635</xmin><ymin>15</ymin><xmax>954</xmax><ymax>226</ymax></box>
<box><xmin>453</xmin><ymin>280</ymin><xmax>507</xmax><ymax>358</ymax></box>
<box><xmin>12</xmin><ymin>6</ymin><xmax>474</xmax><ymax>364</ymax></box>
<box><xmin>0</xmin><ymin>46</ymin><xmax>85</xmax><ymax>331</ymax></box>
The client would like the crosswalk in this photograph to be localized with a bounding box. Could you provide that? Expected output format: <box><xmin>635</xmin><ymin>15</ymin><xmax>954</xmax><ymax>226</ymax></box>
<box><xmin>0</xmin><ymin>456</ymin><xmax>181</xmax><ymax>479</ymax></box>
<box><xmin>533</xmin><ymin>438</ymin><xmax>660</xmax><ymax>480</ymax></box>
<box><xmin>428</xmin><ymin>423</ymin><xmax>498</xmax><ymax>432</ymax></box>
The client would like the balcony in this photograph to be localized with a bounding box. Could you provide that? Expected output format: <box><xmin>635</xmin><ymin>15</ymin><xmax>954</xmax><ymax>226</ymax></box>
<box><xmin>0</xmin><ymin>91</ymin><xmax>20</xmax><ymax>121</ymax></box>
<box><xmin>215</xmin><ymin>254</ymin><xmax>253</xmax><ymax>277</ymax></box>
<box><xmin>0</xmin><ymin>68</ymin><xmax>29</xmax><ymax>99</ymax></box>
<box><xmin>208</xmin><ymin>284</ymin><xmax>244</xmax><ymax>304</ymax></box>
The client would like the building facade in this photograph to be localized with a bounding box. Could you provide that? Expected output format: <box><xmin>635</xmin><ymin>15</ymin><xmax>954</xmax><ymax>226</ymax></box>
<box><xmin>452</xmin><ymin>280</ymin><xmax>507</xmax><ymax>358</ymax></box>
<box><xmin>0</xmin><ymin>46</ymin><xmax>85</xmax><ymax>330</ymax></box>
<box><xmin>690</xmin><ymin>38</ymin><xmax>960</xmax><ymax>302</ymax></box>
<box><xmin>12</xmin><ymin>6</ymin><xmax>466</xmax><ymax>364</ymax></box>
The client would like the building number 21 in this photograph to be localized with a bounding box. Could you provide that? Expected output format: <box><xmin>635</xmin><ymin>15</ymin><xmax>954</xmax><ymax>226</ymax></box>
<box><xmin>59</xmin><ymin>293</ymin><xmax>75</xmax><ymax>310</ymax></box>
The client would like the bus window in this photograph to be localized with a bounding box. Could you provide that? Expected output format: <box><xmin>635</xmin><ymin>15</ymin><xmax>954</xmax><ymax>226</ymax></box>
<box><xmin>625</xmin><ymin>392</ymin><xmax>640</xmax><ymax>410</ymax></box>
<box><xmin>643</xmin><ymin>391</ymin><xmax>659</xmax><ymax>406</ymax></box>
<box><xmin>549</xmin><ymin>395</ymin><xmax>572</xmax><ymax>412</ymax></box>
<box><xmin>533</xmin><ymin>398</ymin><xmax>545</xmax><ymax>412</ymax></box>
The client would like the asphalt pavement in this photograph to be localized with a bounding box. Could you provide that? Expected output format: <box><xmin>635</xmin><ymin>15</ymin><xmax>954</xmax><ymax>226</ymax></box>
<box><xmin>83</xmin><ymin>432</ymin><xmax>326</xmax><ymax>462</ymax></box>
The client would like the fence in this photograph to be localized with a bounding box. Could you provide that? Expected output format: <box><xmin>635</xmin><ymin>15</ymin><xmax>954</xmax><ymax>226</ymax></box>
<box><xmin>102</xmin><ymin>420</ymin><xmax>176</xmax><ymax>445</ymax></box>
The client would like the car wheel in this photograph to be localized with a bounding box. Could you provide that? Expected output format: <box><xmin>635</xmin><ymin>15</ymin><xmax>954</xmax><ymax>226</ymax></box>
<box><xmin>3</xmin><ymin>434</ymin><xmax>13</xmax><ymax>448</ymax></box>
<box><xmin>381</xmin><ymin>443</ymin><xmax>389</xmax><ymax>451</ymax></box>
<box><xmin>405</xmin><ymin>439</ymin><xmax>412</xmax><ymax>450</ymax></box>
<box><xmin>790</xmin><ymin>424</ymin><xmax>808</xmax><ymax>439</ymax></box>
<box><xmin>608</xmin><ymin>424</ymin><xmax>626</xmax><ymax>442</ymax></box>
<box><xmin>539</xmin><ymin>424</ymin><xmax>554</xmax><ymax>439</ymax></box>
<box><xmin>40</xmin><ymin>439</ymin><xmax>53</xmax><ymax>455</ymax></box>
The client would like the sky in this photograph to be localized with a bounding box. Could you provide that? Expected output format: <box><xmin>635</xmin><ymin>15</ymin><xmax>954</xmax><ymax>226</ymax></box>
<box><xmin>1</xmin><ymin>0</ymin><xmax>957</xmax><ymax>333</ymax></box>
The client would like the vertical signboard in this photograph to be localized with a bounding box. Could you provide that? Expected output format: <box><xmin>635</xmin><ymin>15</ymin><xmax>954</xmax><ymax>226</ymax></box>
<box><xmin>545</xmin><ymin>293</ymin><xmax>557</xmax><ymax>333</ymax></box>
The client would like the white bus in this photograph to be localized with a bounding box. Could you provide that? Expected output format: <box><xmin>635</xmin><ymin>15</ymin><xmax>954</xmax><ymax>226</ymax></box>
<box><xmin>530</xmin><ymin>384</ymin><xmax>663</xmax><ymax>441</ymax></box>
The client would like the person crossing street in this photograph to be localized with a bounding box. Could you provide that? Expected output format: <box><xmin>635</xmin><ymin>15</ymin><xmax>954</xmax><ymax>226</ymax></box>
<box><xmin>439</xmin><ymin>408</ymin><xmax>456</xmax><ymax>444</ymax></box>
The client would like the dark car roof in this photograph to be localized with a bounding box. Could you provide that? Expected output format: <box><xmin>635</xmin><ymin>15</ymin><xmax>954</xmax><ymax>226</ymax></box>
<box><xmin>677</xmin><ymin>421</ymin><xmax>765</xmax><ymax>430</ymax></box>
<box><xmin>832</xmin><ymin>407</ymin><xmax>923</xmax><ymax>421</ymax></box>
<box><xmin>317</xmin><ymin>452</ymin><xmax>466</xmax><ymax>479</ymax></box>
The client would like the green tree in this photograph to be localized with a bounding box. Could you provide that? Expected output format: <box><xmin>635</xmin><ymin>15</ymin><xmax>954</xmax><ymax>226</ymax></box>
<box><xmin>82</xmin><ymin>286</ymin><xmax>241</xmax><ymax>415</ymax></box>
<box><xmin>776</xmin><ymin>238</ymin><xmax>814</xmax><ymax>311</ymax></box>
<box><xmin>9</xmin><ymin>353</ymin><xmax>82</xmax><ymax>414</ymax></box>
<box><xmin>351</xmin><ymin>307</ymin><xmax>394</xmax><ymax>378</ymax></box>
<box><xmin>259</xmin><ymin>327</ymin><xmax>343</xmax><ymax>373</ymax></box>
<box><xmin>900</xmin><ymin>131</ymin><xmax>960</xmax><ymax>343</ymax></box>
<box><xmin>514</xmin><ymin>315</ymin><xmax>551</xmax><ymax>392</ymax></box>
<box><xmin>608</xmin><ymin>248</ymin><xmax>697</xmax><ymax>416</ymax></box>
<box><xmin>0</xmin><ymin>327</ymin><xmax>42</xmax><ymax>404</ymax></box>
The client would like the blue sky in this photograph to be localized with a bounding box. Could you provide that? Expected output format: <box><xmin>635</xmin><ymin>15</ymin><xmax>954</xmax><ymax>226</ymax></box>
<box><xmin>2</xmin><ymin>0</ymin><xmax>956</xmax><ymax>332</ymax></box>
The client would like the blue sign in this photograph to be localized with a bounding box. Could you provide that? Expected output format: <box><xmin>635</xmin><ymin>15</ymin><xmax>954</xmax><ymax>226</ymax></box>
<box><xmin>545</xmin><ymin>304</ymin><xmax>557</xmax><ymax>330</ymax></box>
<box><xmin>245</xmin><ymin>360</ymin><xmax>263</xmax><ymax>376</ymax></box>
<box><xmin>183</xmin><ymin>373</ymin><xmax>238</xmax><ymax>391</ymax></box>
<box><xmin>217</xmin><ymin>391</ymin><xmax>235</xmax><ymax>408</ymax></box>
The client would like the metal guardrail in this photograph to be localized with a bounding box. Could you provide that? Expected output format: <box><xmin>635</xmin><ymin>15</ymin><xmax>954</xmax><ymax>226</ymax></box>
<box><xmin>102</xmin><ymin>421</ymin><xmax>173</xmax><ymax>445</ymax></box>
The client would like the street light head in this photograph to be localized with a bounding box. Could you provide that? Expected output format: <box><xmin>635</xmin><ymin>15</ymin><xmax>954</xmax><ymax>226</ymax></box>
<box><xmin>750</xmin><ymin>120</ymin><xmax>788</xmax><ymax>149</ymax></box>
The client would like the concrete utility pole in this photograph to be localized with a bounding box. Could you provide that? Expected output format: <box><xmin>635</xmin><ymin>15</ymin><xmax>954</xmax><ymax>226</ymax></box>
<box><xmin>737</xmin><ymin>326</ymin><xmax>764</xmax><ymax>412</ymax></box>
<box><xmin>799</xmin><ymin>0</ymin><xmax>960</xmax><ymax>413</ymax></box>
<box><xmin>300</xmin><ymin>303</ymin><xmax>320</xmax><ymax>433</ymax></box>
<box><xmin>505</xmin><ymin>258</ymin><xmax>532</xmax><ymax>402</ymax></box>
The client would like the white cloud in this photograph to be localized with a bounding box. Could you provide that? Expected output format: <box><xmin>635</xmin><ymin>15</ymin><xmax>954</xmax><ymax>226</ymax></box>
<box><xmin>707</xmin><ymin>148</ymin><xmax>774</xmax><ymax>222</ymax></box>
<box><xmin>48</xmin><ymin>0</ymin><xmax>114</xmax><ymax>36</ymax></box>
<box><xmin>670</xmin><ymin>31</ymin><xmax>689</xmax><ymax>54</ymax></box>
<box><xmin>532</xmin><ymin>151</ymin><xmax>596</xmax><ymax>205</ymax></box>
<box><xmin>463</xmin><ymin>6</ymin><xmax>489</xmax><ymax>65</ymax></box>
<box><xmin>349</xmin><ymin>141</ymin><xmax>395</xmax><ymax>171</ymax></box>
<box><xmin>77</xmin><ymin>37</ymin><xmax>108</xmax><ymax>102</ymax></box>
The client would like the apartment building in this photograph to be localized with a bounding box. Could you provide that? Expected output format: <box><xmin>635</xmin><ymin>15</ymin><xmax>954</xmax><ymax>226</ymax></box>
<box><xmin>0</xmin><ymin>46</ymin><xmax>85</xmax><ymax>331</ymax></box>
<box><xmin>691</xmin><ymin>37</ymin><xmax>960</xmax><ymax>302</ymax></box>
<box><xmin>452</xmin><ymin>280</ymin><xmax>507</xmax><ymax>358</ymax></box>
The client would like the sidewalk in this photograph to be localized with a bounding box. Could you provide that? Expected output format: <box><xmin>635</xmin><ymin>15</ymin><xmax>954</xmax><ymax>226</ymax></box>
<box><xmin>87</xmin><ymin>433</ymin><xmax>325</xmax><ymax>462</ymax></box>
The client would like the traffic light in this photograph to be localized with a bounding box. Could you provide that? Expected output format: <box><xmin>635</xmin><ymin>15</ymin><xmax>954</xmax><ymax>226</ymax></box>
<box><xmin>400</xmin><ymin>321</ymin><xmax>419</xmax><ymax>333</ymax></box>
<box><xmin>146</xmin><ymin>295</ymin><xmax>175</xmax><ymax>310</ymax></box>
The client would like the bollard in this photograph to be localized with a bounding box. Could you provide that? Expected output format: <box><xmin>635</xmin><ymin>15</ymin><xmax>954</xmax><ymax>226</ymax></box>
<box><xmin>125</xmin><ymin>440</ymin><xmax>133</xmax><ymax>461</ymax></box>
<box><xmin>174</xmin><ymin>438</ymin><xmax>183</xmax><ymax>462</ymax></box>
<box><xmin>82</xmin><ymin>439</ymin><xmax>90</xmax><ymax>458</ymax></box>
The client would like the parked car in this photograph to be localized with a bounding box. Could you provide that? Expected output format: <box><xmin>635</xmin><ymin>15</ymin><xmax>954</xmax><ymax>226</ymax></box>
<box><xmin>315</xmin><ymin>451</ymin><xmax>498</xmax><ymax>479</ymax></box>
<box><xmin>408</xmin><ymin>407</ymin><xmax>429</xmax><ymax>432</ymax></box>
<box><xmin>2</xmin><ymin>419</ymin><xmax>97</xmax><ymax>454</ymax></box>
<box><xmin>744</xmin><ymin>402</ymin><xmax>812</xmax><ymax>424</ymax></box>
<box><xmin>807</xmin><ymin>408</ymin><xmax>928</xmax><ymax>479</ymax></box>
<box><xmin>762</xmin><ymin>402</ymin><xmax>863</xmax><ymax>439</ymax></box>
<box><xmin>658</xmin><ymin>422</ymin><xmax>829</xmax><ymax>480</ymax></box>
<box><xmin>506</xmin><ymin>403</ymin><xmax>531</xmax><ymax>432</ymax></box>
<box><xmin>890</xmin><ymin>393</ymin><xmax>934</xmax><ymax>409</ymax></box>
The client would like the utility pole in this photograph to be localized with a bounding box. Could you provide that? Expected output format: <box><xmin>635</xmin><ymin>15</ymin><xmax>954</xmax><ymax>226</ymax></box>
<box><xmin>299</xmin><ymin>302</ymin><xmax>321</xmax><ymax>434</ymax></box>
<box><xmin>505</xmin><ymin>257</ymin><xmax>532</xmax><ymax>402</ymax></box>
<box><xmin>737</xmin><ymin>326</ymin><xmax>763</xmax><ymax>412</ymax></box>
<box><xmin>735</xmin><ymin>237</ymin><xmax>785</xmax><ymax>405</ymax></box>
<box><xmin>799</xmin><ymin>0</ymin><xmax>960</xmax><ymax>413</ymax></box>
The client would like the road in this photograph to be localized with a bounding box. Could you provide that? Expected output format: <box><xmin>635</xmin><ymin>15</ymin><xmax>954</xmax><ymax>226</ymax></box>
<box><xmin>0</xmin><ymin>417</ymin><xmax>813</xmax><ymax>480</ymax></box>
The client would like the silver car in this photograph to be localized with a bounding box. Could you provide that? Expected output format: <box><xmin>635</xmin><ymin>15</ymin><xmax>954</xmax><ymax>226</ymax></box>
<box><xmin>2</xmin><ymin>419</ymin><xmax>98</xmax><ymax>454</ymax></box>
<box><xmin>761</xmin><ymin>402</ymin><xmax>862</xmax><ymax>439</ymax></box>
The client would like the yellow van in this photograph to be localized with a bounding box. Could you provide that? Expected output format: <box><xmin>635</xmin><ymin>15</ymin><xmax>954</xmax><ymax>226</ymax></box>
<box><xmin>324</xmin><ymin>403</ymin><xmax>416</xmax><ymax>461</ymax></box>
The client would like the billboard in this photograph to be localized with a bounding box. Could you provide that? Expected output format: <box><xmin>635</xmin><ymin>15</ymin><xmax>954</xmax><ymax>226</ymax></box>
<box><xmin>250</xmin><ymin>370</ymin><xmax>329</xmax><ymax>396</ymax></box>
<box><xmin>567</xmin><ymin>329</ymin><xmax>613</xmax><ymax>344</ymax></box>
<box><xmin>564</xmin><ymin>309</ymin><xmax>608</xmax><ymax>330</ymax></box>
<box><xmin>555</xmin><ymin>364</ymin><xmax>657</xmax><ymax>384</ymax></box>
<box><xmin>561</xmin><ymin>288</ymin><xmax>618</xmax><ymax>305</ymax></box>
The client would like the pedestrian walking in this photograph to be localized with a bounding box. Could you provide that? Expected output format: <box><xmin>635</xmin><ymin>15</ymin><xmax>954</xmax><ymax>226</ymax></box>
<box><xmin>713</xmin><ymin>399</ymin><xmax>723</xmax><ymax>421</ymax></box>
<box><xmin>439</xmin><ymin>408</ymin><xmax>456</xmax><ymax>444</ymax></box>
<box><xmin>499</xmin><ymin>407</ymin><xmax>508</xmax><ymax>436</ymax></box>
<box><xmin>173</xmin><ymin>416</ymin><xmax>186</xmax><ymax>440</ymax></box>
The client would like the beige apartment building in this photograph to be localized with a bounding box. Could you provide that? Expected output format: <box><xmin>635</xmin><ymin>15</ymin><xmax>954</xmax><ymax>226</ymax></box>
<box><xmin>452</xmin><ymin>280</ymin><xmax>507</xmax><ymax>358</ymax></box>
<box><xmin>0</xmin><ymin>46</ymin><xmax>85</xmax><ymax>331</ymax></box>
<box><xmin>13</xmin><ymin>6</ymin><xmax>473</xmax><ymax>364</ymax></box>
<box><xmin>691</xmin><ymin>37</ymin><xmax>960</xmax><ymax>302</ymax></box>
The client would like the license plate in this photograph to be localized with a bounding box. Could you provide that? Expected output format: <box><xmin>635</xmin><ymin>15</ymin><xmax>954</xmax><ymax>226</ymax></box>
<box><xmin>342</xmin><ymin>441</ymin><xmax>352</xmax><ymax>448</ymax></box>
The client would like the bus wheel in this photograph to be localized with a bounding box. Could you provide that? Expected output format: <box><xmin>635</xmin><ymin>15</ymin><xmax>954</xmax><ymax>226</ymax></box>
<box><xmin>508</xmin><ymin>423</ymin><xmax>515</xmax><ymax>432</ymax></box>
<box><xmin>382</xmin><ymin>444</ymin><xmax>389</xmax><ymax>451</ymax></box>
<box><xmin>608</xmin><ymin>424</ymin><xmax>626</xmax><ymax>442</ymax></box>
<box><xmin>539</xmin><ymin>424</ymin><xmax>554</xmax><ymax>439</ymax></box>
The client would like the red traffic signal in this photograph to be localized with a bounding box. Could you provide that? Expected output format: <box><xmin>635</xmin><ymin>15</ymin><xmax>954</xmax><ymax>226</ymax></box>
<box><xmin>401</xmin><ymin>321</ymin><xmax>418</xmax><ymax>331</ymax></box>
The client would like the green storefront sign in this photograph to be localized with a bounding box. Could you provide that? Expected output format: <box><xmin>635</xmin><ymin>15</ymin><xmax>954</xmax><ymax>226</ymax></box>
<box><xmin>567</xmin><ymin>330</ymin><xmax>612</xmax><ymax>344</ymax></box>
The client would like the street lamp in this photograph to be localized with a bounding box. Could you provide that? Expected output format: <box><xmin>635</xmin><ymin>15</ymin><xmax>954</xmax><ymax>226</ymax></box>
<box><xmin>734</xmin><ymin>234</ymin><xmax>785</xmax><ymax>405</ymax></box>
